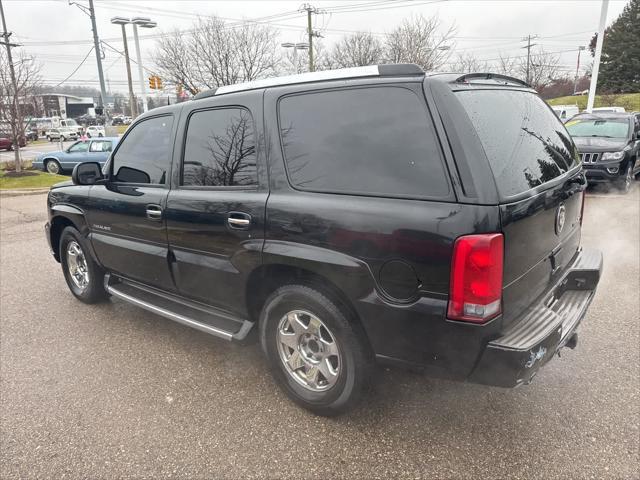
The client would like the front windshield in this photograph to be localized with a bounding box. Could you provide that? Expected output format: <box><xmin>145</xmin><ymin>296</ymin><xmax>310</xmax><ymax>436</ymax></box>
<box><xmin>65</xmin><ymin>119</ymin><xmax>78</xmax><ymax>126</ymax></box>
<box><xmin>565</xmin><ymin>118</ymin><xmax>629</xmax><ymax>138</ymax></box>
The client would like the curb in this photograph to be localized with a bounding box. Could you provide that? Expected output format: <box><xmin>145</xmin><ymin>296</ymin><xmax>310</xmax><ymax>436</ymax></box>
<box><xmin>0</xmin><ymin>188</ymin><xmax>49</xmax><ymax>198</ymax></box>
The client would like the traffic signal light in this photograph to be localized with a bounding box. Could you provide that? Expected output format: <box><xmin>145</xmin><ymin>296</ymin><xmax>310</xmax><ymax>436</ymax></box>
<box><xmin>148</xmin><ymin>76</ymin><xmax>163</xmax><ymax>90</ymax></box>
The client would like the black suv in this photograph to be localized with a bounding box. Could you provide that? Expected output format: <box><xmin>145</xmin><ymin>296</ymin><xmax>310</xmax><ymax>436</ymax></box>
<box><xmin>45</xmin><ymin>65</ymin><xmax>602</xmax><ymax>415</ymax></box>
<box><xmin>565</xmin><ymin>112</ymin><xmax>640</xmax><ymax>192</ymax></box>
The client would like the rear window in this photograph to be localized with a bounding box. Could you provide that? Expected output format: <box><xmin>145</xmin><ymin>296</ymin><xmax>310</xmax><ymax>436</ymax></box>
<box><xmin>457</xmin><ymin>89</ymin><xmax>579</xmax><ymax>197</ymax></box>
<box><xmin>278</xmin><ymin>86</ymin><xmax>450</xmax><ymax>199</ymax></box>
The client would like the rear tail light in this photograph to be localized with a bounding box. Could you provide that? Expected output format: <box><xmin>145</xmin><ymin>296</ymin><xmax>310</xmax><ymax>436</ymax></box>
<box><xmin>447</xmin><ymin>233</ymin><xmax>504</xmax><ymax>323</ymax></box>
<box><xmin>579</xmin><ymin>191</ymin><xmax>586</xmax><ymax>226</ymax></box>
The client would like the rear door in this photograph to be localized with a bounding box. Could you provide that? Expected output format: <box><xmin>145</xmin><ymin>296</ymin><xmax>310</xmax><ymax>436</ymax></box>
<box><xmin>455</xmin><ymin>88</ymin><xmax>584</xmax><ymax>326</ymax></box>
<box><xmin>164</xmin><ymin>91</ymin><xmax>267</xmax><ymax>317</ymax></box>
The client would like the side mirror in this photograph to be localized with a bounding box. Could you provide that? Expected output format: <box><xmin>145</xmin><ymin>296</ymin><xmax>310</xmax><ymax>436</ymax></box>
<box><xmin>72</xmin><ymin>162</ymin><xmax>104</xmax><ymax>185</ymax></box>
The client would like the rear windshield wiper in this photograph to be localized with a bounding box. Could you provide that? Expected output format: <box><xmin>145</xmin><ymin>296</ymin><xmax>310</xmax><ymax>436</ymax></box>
<box><xmin>591</xmin><ymin>134</ymin><xmax>614</xmax><ymax>138</ymax></box>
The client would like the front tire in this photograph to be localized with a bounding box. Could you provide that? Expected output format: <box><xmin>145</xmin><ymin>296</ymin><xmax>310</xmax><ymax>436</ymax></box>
<box><xmin>617</xmin><ymin>163</ymin><xmax>633</xmax><ymax>194</ymax></box>
<box><xmin>260</xmin><ymin>284</ymin><xmax>373</xmax><ymax>416</ymax></box>
<box><xmin>59</xmin><ymin>227</ymin><xmax>108</xmax><ymax>303</ymax></box>
<box><xmin>45</xmin><ymin>159</ymin><xmax>61</xmax><ymax>175</ymax></box>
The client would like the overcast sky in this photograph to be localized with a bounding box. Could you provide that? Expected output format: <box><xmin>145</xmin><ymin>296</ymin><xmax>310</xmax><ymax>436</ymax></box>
<box><xmin>3</xmin><ymin>0</ymin><xmax>628</xmax><ymax>95</ymax></box>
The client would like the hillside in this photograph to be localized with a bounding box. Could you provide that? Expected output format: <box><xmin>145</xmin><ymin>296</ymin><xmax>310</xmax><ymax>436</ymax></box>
<box><xmin>547</xmin><ymin>92</ymin><xmax>640</xmax><ymax>111</ymax></box>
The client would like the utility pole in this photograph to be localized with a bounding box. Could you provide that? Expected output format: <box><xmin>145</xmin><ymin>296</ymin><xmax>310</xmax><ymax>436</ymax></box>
<box><xmin>0</xmin><ymin>0</ymin><xmax>23</xmax><ymax>171</ymax></box>
<box><xmin>87</xmin><ymin>0</ymin><xmax>107</xmax><ymax>114</ymax></box>
<box><xmin>573</xmin><ymin>46</ymin><xmax>586</xmax><ymax>95</ymax></box>
<box><xmin>521</xmin><ymin>34</ymin><xmax>539</xmax><ymax>85</ymax></box>
<box><xmin>300</xmin><ymin>4</ymin><xmax>323</xmax><ymax>72</ymax></box>
<box><xmin>587</xmin><ymin>0</ymin><xmax>609</xmax><ymax>112</ymax></box>
<box><xmin>69</xmin><ymin>1</ymin><xmax>108</xmax><ymax>118</ymax></box>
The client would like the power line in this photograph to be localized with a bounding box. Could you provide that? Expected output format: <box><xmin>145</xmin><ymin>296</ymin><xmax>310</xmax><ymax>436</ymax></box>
<box><xmin>52</xmin><ymin>46</ymin><xmax>94</xmax><ymax>86</ymax></box>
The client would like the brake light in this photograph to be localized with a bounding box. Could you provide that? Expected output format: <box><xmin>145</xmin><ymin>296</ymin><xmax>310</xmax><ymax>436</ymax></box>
<box><xmin>447</xmin><ymin>233</ymin><xmax>504</xmax><ymax>323</ymax></box>
<box><xmin>579</xmin><ymin>191</ymin><xmax>586</xmax><ymax>226</ymax></box>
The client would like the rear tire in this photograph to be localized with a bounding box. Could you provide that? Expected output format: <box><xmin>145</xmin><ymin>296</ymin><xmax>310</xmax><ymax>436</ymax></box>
<box><xmin>59</xmin><ymin>226</ymin><xmax>108</xmax><ymax>304</ymax></box>
<box><xmin>259</xmin><ymin>284</ymin><xmax>373</xmax><ymax>416</ymax></box>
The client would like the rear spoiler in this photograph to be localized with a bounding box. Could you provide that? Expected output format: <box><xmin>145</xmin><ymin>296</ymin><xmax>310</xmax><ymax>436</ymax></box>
<box><xmin>454</xmin><ymin>73</ymin><xmax>531</xmax><ymax>88</ymax></box>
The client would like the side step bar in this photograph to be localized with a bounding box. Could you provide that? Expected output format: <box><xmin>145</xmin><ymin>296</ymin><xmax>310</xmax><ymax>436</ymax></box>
<box><xmin>104</xmin><ymin>274</ymin><xmax>254</xmax><ymax>341</ymax></box>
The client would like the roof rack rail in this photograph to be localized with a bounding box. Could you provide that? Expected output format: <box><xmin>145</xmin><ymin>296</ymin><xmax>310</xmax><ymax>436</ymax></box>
<box><xmin>192</xmin><ymin>89</ymin><xmax>217</xmax><ymax>100</ymax></box>
<box><xmin>455</xmin><ymin>73</ymin><xmax>530</xmax><ymax>88</ymax></box>
<box><xmin>193</xmin><ymin>64</ymin><xmax>424</xmax><ymax>99</ymax></box>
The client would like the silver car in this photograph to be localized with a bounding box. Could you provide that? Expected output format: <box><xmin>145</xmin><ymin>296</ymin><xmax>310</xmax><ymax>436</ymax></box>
<box><xmin>46</xmin><ymin>127</ymin><xmax>79</xmax><ymax>142</ymax></box>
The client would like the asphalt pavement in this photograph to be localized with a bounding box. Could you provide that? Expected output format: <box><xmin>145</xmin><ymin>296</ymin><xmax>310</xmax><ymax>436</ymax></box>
<box><xmin>0</xmin><ymin>185</ymin><xmax>638</xmax><ymax>479</ymax></box>
<box><xmin>0</xmin><ymin>140</ymin><xmax>77</xmax><ymax>165</ymax></box>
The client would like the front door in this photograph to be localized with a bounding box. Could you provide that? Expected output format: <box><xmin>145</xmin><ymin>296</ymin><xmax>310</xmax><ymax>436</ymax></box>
<box><xmin>164</xmin><ymin>92</ymin><xmax>267</xmax><ymax>317</ymax></box>
<box><xmin>87</xmin><ymin>114</ymin><xmax>178</xmax><ymax>291</ymax></box>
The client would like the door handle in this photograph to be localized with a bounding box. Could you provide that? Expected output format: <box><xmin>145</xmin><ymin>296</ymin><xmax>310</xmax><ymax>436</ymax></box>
<box><xmin>227</xmin><ymin>212</ymin><xmax>251</xmax><ymax>230</ymax></box>
<box><xmin>146</xmin><ymin>204</ymin><xmax>163</xmax><ymax>221</ymax></box>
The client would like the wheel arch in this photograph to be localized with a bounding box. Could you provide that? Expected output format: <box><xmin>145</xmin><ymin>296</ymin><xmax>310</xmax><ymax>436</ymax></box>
<box><xmin>42</xmin><ymin>156</ymin><xmax>62</xmax><ymax>170</ymax></box>
<box><xmin>49</xmin><ymin>206</ymin><xmax>93</xmax><ymax>262</ymax></box>
<box><xmin>245</xmin><ymin>260</ymin><xmax>374</xmax><ymax>351</ymax></box>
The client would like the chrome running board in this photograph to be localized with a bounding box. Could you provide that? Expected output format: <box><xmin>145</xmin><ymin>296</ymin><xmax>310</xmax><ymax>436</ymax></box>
<box><xmin>104</xmin><ymin>274</ymin><xmax>253</xmax><ymax>341</ymax></box>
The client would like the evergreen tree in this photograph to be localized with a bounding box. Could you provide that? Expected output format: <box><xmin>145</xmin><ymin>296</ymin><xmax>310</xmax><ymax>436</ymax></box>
<box><xmin>594</xmin><ymin>0</ymin><xmax>640</xmax><ymax>93</ymax></box>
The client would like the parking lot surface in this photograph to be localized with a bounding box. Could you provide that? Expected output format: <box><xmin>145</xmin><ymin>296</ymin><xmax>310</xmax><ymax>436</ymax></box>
<box><xmin>1</xmin><ymin>186</ymin><xmax>638</xmax><ymax>479</ymax></box>
<box><xmin>0</xmin><ymin>141</ymin><xmax>77</xmax><ymax>165</ymax></box>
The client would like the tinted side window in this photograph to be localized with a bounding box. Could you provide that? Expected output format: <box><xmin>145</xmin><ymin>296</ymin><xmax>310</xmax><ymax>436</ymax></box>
<box><xmin>182</xmin><ymin>108</ymin><xmax>257</xmax><ymax>187</ymax></box>
<box><xmin>112</xmin><ymin>115</ymin><xmax>174</xmax><ymax>184</ymax></box>
<box><xmin>278</xmin><ymin>86</ymin><xmax>450</xmax><ymax>198</ymax></box>
<box><xmin>456</xmin><ymin>90</ymin><xmax>578</xmax><ymax>198</ymax></box>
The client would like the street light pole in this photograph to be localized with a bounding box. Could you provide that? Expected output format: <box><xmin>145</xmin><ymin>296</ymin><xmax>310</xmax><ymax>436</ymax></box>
<box><xmin>587</xmin><ymin>0</ymin><xmax>609</xmax><ymax>112</ymax></box>
<box><xmin>111</xmin><ymin>17</ymin><xmax>136</xmax><ymax>118</ymax></box>
<box><xmin>131</xmin><ymin>17</ymin><xmax>156</xmax><ymax>113</ymax></box>
<box><xmin>281</xmin><ymin>42</ymin><xmax>309</xmax><ymax>74</ymax></box>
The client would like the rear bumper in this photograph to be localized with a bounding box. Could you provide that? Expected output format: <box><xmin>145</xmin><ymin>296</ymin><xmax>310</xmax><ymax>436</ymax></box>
<box><xmin>468</xmin><ymin>247</ymin><xmax>602</xmax><ymax>387</ymax></box>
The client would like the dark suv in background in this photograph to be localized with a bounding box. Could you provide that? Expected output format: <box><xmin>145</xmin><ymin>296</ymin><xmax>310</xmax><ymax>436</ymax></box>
<box><xmin>565</xmin><ymin>112</ymin><xmax>640</xmax><ymax>192</ymax></box>
<box><xmin>45</xmin><ymin>66</ymin><xmax>602</xmax><ymax>415</ymax></box>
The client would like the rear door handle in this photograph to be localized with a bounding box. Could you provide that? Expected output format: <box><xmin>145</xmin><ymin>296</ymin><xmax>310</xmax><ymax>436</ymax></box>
<box><xmin>227</xmin><ymin>212</ymin><xmax>251</xmax><ymax>230</ymax></box>
<box><xmin>146</xmin><ymin>204</ymin><xmax>163</xmax><ymax>221</ymax></box>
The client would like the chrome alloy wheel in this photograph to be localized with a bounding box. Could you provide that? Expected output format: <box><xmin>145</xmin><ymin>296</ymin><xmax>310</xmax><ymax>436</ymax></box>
<box><xmin>277</xmin><ymin>310</ymin><xmax>341</xmax><ymax>392</ymax></box>
<box><xmin>66</xmin><ymin>240</ymin><xmax>89</xmax><ymax>291</ymax></box>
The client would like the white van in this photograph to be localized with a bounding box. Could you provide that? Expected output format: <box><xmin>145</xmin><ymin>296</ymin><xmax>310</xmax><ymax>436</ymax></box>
<box><xmin>50</xmin><ymin>116</ymin><xmax>83</xmax><ymax>135</ymax></box>
<box><xmin>551</xmin><ymin>105</ymin><xmax>580</xmax><ymax>122</ymax></box>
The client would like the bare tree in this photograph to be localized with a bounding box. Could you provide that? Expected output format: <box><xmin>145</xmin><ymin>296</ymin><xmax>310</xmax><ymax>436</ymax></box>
<box><xmin>518</xmin><ymin>48</ymin><xmax>561</xmax><ymax>91</ymax></box>
<box><xmin>451</xmin><ymin>52</ymin><xmax>489</xmax><ymax>73</ymax></box>
<box><xmin>384</xmin><ymin>15</ymin><xmax>455</xmax><ymax>70</ymax></box>
<box><xmin>153</xmin><ymin>29</ymin><xmax>200</xmax><ymax>95</ymax></box>
<box><xmin>153</xmin><ymin>17</ymin><xmax>280</xmax><ymax>94</ymax></box>
<box><xmin>496</xmin><ymin>53</ymin><xmax>518</xmax><ymax>77</ymax></box>
<box><xmin>330</xmin><ymin>32</ymin><xmax>384</xmax><ymax>68</ymax></box>
<box><xmin>0</xmin><ymin>50</ymin><xmax>41</xmax><ymax>173</ymax></box>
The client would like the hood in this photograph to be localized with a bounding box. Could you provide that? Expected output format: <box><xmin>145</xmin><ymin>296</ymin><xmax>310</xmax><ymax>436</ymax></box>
<box><xmin>51</xmin><ymin>180</ymin><xmax>74</xmax><ymax>189</ymax></box>
<box><xmin>572</xmin><ymin>136</ymin><xmax>628</xmax><ymax>153</ymax></box>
